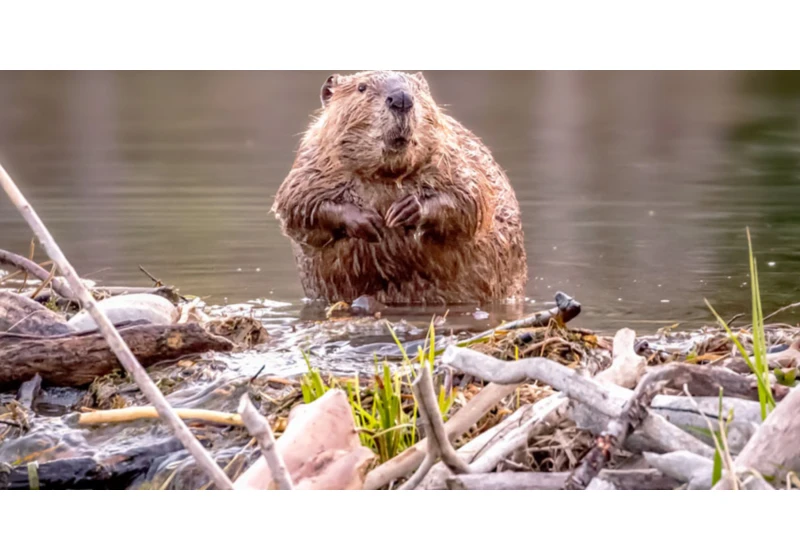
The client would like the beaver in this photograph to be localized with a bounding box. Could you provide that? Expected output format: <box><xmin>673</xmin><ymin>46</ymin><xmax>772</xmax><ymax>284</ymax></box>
<box><xmin>271</xmin><ymin>71</ymin><xmax>527</xmax><ymax>305</ymax></box>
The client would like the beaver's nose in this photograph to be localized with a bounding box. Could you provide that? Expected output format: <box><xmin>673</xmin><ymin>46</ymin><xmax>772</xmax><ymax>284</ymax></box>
<box><xmin>386</xmin><ymin>90</ymin><xmax>413</xmax><ymax>113</ymax></box>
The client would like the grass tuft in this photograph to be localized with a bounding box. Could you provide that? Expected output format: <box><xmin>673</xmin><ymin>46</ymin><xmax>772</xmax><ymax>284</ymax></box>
<box><xmin>705</xmin><ymin>227</ymin><xmax>775</xmax><ymax>420</ymax></box>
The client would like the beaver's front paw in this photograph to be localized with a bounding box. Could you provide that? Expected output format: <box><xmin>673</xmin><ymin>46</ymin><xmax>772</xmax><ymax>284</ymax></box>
<box><xmin>341</xmin><ymin>205</ymin><xmax>384</xmax><ymax>243</ymax></box>
<box><xmin>386</xmin><ymin>194</ymin><xmax>423</xmax><ymax>228</ymax></box>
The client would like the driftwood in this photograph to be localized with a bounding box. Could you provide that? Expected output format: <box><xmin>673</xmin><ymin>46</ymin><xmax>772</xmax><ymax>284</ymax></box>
<box><xmin>649</xmin><ymin>394</ymin><xmax>761</xmax><ymax>454</ymax></box>
<box><xmin>593</xmin><ymin>328</ymin><xmax>646</xmax><ymax>388</ymax></box>
<box><xmin>363</xmin><ymin>381</ymin><xmax>520</xmax><ymax>490</ymax></box>
<box><xmin>1</xmin><ymin>162</ymin><xmax>234</xmax><ymax>490</ymax></box>
<box><xmin>565</xmin><ymin>367</ymin><xmax>677</xmax><ymax>489</ymax></box>
<box><xmin>418</xmin><ymin>395</ymin><xmax>570</xmax><ymax>490</ymax></box>
<box><xmin>399</xmin><ymin>364</ymin><xmax>472</xmax><ymax>489</ymax></box>
<box><xmin>0</xmin><ymin>323</ymin><xmax>234</xmax><ymax>388</ymax></box>
<box><xmin>644</xmin><ymin>451</ymin><xmax>775</xmax><ymax>490</ymax></box>
<box><xmin>447</xmin><ymin>468</ymin><xmax>678</xmax><ymax>490</ymax></box>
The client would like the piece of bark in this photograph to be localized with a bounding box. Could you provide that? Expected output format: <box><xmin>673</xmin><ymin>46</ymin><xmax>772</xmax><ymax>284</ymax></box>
<box><xmin>363</xmin><ymin>381</ymin><xmax>520</xmax><ymax>490</ymax></box>
<box><xmin>234</xmin><ymin>390</ymin><xmax>376</xmax><ymax>490</ymax></box>
<box><xmin>0</xmin><ymin>291</ymin><xmax>74</xmax><ymax>338</ymax></box>
<box><xmin>594</xmin><ymin>328</ymin><xmax>646</xmax><ymax>388</ymax></box>
<box><xmin>713</xmin><ymin>376</ymin><xmax>800</xmax><ymax>489</ymax></box>
<box><xmin>0</xmin><ymin>323</ymin><xmax>233</xmax><ymax>388</ymax></box>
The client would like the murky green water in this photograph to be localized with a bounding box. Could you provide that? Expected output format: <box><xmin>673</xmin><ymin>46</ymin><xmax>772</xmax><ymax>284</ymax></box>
<box><xmin>2</xmin><ymin>71</ymin><xmax>800</xmax><ymax>332</ymax></box>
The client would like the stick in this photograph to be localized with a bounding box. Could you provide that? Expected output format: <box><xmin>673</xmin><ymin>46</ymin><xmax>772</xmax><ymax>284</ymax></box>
<box><xmin>564</xmin><ymin>367</ymin><xmax>674</xmax><ymax>489</ymax></box>
<box><xmin>0</xmin><ymin>248</ymin><xmax>75</xmax><ymax>299</ymax></box>
<box><xmin>77</xmin><ymin>407</ymin><xmax>245</xmax><ymax>427</ymax></box>
<box><xmin>238</xmin><ymin>394</ymin><xmax>293</xmax><ymax>490</ymax></box>
<box><xmin>443</xmin><ymin>345</ymin><xmax>625</xmax><ymax>417</ymax></box>
<box><xmin>399</xmin><ymin>365</ymin><xmax>472</xmax><ymax>490</ymax></box>
<box><xmin>458</xmin><ymin>291</ymin><xmax>581</xmax><ymax>346</ymax></box>
<box><xmin>0</xmin><ymin>161</ymin><xmax>234</xmax><ymax>490</ymax></box>
<box><xmin>363</xmin><ymin>381</ymin><xmax>519</xmax><ymax>490</ymax></box>
<box><xmin>414</xmin><ymin>363</ymin><xmax>472</xmax><ymax>474</ymax></box>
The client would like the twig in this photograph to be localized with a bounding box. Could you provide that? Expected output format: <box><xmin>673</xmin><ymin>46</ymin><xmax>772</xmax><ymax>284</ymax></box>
<box><xmin>0</xmin><ymin>249</ymin><xmax>74</xmax><ymax>299</ymax></box>
<box><xmin>138</xmin><ymin>265</ymin><xmax>163</xmax><ymax>287</ymax></box>
<box><xmin>77</xmin><ymin>407</ymin><xmax>244</xmax><ymax>426</ymax></box>
<box><xmin>29</xmin><ymin>262</ymin><xmax>56</xmax><ymax>300</ymax></box>
<box><xmin>0</xmin><ymin>161</ymin><xmax>234</xmax><ymax>490</ymax></box>
<box><xmin>238</xmin><ymin>394</ymin><xmax>294</xmax><ymax>490</ymax></box>
<box><xmin>762</xmin><ymin>301</ymin><xmax>800</xmax><ymax>323</ymax></box>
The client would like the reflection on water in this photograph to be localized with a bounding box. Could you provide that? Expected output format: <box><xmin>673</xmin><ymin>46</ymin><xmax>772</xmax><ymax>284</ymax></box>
<box><xmin>2</xmin><ymin>71</ymin><xmax>800</xmax><ymax>333</ymax></box>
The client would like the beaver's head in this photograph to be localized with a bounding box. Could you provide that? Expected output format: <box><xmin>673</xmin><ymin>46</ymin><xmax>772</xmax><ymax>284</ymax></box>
<box><xmin>311</xmin><ymin>70</ymin><xmax>442</xmax><ymax>177</ymax></box>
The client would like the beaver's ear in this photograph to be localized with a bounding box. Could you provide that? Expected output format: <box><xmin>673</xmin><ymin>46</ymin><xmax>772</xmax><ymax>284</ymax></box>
<box><xmin>320</xmin><ymin>74</ymin><xmax>339</xmax><ymax>107</ymax></box>
<box><xmin>413</xmin><ymin>72</ymin><xmax>430</xmax><ymax>93</ymax></box>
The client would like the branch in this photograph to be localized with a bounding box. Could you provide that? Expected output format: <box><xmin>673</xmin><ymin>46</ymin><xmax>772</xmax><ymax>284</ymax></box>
<box><xmin>565</xmin><ymin>367</ymin><xmax>677</xmax><ymax>489</ymax></box>
<box><xmin>0</xmin><ymin>161</ymin><xmax>234</xmax><ymax>490</ymax></box>
<box><xmin>0</xmin><ymin>248</ymin><xmax>75</xmax><ymax>299</ymax></box>
<box><xmin>238</xmin><ymin>394</ymin><xmax>293</xmax><ymax>490</ymax></box>
<box><xmin>364</xmin><ymin>381</ymin><xmax>519</xmax><ymax>490</ymax></box>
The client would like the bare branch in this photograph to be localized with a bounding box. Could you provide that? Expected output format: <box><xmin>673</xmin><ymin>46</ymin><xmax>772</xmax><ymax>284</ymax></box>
<box><xmin>238</xmin><ymin>394</ymin><xmax>293</xmax><ymax>490</ymax></box>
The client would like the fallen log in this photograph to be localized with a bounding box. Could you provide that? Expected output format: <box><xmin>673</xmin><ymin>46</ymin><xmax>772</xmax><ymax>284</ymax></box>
<box><xmin>0</xmin><ymin>323</ymin><xmax>233</xmax><ymax>388</ymax></box>
<box><xmin>0</xmin><ymin>291</ymin><xmax>74</xmax><ymax>338</ymax></box>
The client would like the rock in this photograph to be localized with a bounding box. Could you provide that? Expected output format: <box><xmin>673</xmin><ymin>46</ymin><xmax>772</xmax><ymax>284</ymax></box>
<box><xmin>68</xmin><ymin>293</ymin><xmax>178</xmax><ymax>332</ymax></box>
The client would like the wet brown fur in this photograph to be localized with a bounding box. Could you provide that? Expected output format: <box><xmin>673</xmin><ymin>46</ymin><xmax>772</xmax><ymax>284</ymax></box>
<box><xmin>271</xmin><ymin>71</ymin><xmax>527</xmax><ymax>305</ymax></box>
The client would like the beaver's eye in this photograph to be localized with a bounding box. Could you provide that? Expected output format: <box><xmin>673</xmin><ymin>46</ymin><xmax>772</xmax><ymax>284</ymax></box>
<box><xmin>358</xmin><ymin>83</ymin><xmax>367</xmax><ymax>93</ymax></box>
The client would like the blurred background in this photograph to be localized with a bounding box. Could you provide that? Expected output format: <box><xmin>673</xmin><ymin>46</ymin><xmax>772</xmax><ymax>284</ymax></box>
<box><xmin>1</xmin><ymin>71</ymin><xmax>799</xmax><ymax>332</ymax></box>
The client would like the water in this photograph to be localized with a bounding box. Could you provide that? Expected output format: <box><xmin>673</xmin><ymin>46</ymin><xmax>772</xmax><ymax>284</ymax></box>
<box><xmin>2</xmin><ymin>70</ymin><xmax>800</xmax><ymax>333</ymax></box>
<box><xmin>3</xmin><ymin>71</ymin><xmax>800</xmax><ymax>488</ymax></box>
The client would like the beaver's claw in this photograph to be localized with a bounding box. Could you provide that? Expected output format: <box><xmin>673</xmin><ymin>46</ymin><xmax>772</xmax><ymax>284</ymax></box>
<box><xmin>386</xmin><ymin>194</ymin><xmax>423</xmax><ymax>228</ymax></box>
<box><xmin>342</xmin><ymin>206</ymin><xmax>384</xmax><ymax>243</ymax></box>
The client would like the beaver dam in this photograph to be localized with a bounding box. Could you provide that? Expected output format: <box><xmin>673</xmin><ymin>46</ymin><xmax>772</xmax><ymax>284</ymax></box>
<box><xmin>3</xmin><ymin>233</ymin><xmax>800</xmax><ymax>490</ymax></box>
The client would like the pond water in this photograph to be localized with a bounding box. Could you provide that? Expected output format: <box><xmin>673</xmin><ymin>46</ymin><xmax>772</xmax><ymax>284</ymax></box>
<box><xmin>2</xmin><ymin>71</ymin><xmax>800</xmax><ymax>334</ymax></box>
